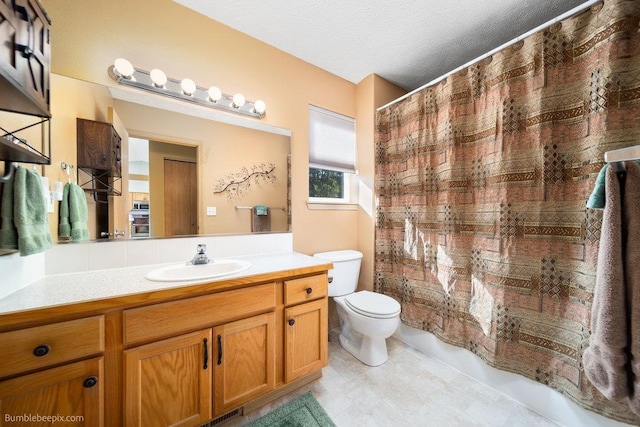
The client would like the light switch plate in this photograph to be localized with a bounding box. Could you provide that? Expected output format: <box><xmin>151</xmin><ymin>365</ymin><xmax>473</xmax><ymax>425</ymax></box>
<box><xmin>206</xmin><ymin>206</ymin><xmax>217</xmax><ymax>216</ymax></box>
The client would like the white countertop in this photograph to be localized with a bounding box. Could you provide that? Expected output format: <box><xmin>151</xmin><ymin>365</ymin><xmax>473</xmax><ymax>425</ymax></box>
<box><xmin>0</xmin><ymin>252</ymin><xmax>331</xmax><ymax>316</ymax></box>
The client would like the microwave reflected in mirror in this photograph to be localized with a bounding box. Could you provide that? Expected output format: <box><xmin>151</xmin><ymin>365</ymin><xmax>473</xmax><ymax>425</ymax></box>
<box><xmin>129</xmin><ymin>200</ymin><xmax>150</xmax><ymax>238</ymax></box>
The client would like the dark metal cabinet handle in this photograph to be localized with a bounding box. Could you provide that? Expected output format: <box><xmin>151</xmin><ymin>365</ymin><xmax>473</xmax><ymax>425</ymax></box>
<box><xmin>203</xmin><ymin>338</ymin><xmax>209</xmax><ymax>369</ymax></box>
<box><xmin>306</xmin><ymin>287</ymin><xmax>313</xmax><ymax>294</ymax></box>
<box><xmin>217</xmin><ymin>335</ymin><xmax>223</xmax><ymax>365</ymax></box>
<box><xmin>83</xmin><ymin>376</ymin><xmax>98</xmax><ymax>388</ymax></box>
<box><xmin>288</xmin><ymin>319</ymin><xmax>295</xmax><ymax>326</ymax></box>
<box><xmin>33</xmin><ymin>344</ymin><xmax>50</xmax><ymax>357</ymax></box>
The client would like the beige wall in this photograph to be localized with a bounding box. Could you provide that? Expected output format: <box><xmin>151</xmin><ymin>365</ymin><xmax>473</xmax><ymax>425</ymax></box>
<box><xmin>355</xmin><ymin>75</ymin><xmax>407</xmax><ymax>292</ymax></box>
<box><xmin>40</xmin><ymin>0</ymin><xmax>359</xmax><ymax>255</ymax></box>
<box><xmin>34</xmin><ymin>0</ymin><xmax>409</xmax><ymax>293</ymax></box>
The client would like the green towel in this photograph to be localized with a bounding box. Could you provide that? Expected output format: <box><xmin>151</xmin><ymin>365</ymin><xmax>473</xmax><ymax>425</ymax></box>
<box><xmin>59</xmin><ymin>182</ymin><xmax>89</xmax><ymax>241</ymax></box>
<box><xmin>588</xmin><ymin>160</ymin><xmax>640</xmax><ymax>209</ymax></box>
<box><xmin>13</xmin><ymin>166</ymin><xmax>52</xmax><ymax>256</ymax></box>
<box><xmin>255</xmin><ymin>205</ymin><xmax>268</xmax><ymax>216</ymax></box>
<box><xmin>0</xmin><ymin>168</ymin><xmax>18</xmax><ymax>250</ymax></box>
<box><xmin>587</xmin><ymin>164</ymin><xmax>609</xmax><ymax>209</ymax></box>
<box><xmin>58</xmin><ymin>183</ymin><xmax>71</xmax><ymax>238</ymax></box>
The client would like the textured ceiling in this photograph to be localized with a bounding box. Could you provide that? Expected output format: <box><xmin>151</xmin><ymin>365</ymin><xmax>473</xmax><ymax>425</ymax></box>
<box><xmin>173</xmin><ymin>0</ymin><xmax>590</xmax><ymax>91</ymax></box>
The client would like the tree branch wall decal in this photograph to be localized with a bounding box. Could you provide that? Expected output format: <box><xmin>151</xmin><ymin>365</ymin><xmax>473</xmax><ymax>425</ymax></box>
<box><xmin>212</xmin><ymin>163</ymin><xmax>276</xmax><ymax>198</ymax></box>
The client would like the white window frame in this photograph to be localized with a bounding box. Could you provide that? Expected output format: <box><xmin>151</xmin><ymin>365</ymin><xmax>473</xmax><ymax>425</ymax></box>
<box><xmin>308</xmin><ymin>105</ymin><xmax>357</xmax><ymax>209</ymax></box>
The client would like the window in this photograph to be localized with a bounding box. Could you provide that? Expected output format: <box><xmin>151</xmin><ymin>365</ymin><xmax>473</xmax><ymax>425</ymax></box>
<box><xmin>308</xmin><ymin>105</ymin><xmax>356</xmax><ymax>204</ymax></box>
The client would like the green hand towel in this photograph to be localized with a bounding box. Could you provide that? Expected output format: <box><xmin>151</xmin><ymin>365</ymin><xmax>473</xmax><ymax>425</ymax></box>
<box><xmin>58</xmin><ymin>182</ymin><xmax>71</xmax><ymax>238</ymax></box>
<box><xmin>587</xmin><ymin>164</ymin><xmax>608</xmax><ymax>209</ymax></box>
<box><xmin>13</xmin><ymin>166</ymin><xmax>52</xmax><ymax>256</ymax></box>
<box><xmin>0</xmin><ymin>168</ymin><xmax>18</xmax><ymax>250</ymax></box>
<box><xmin>588</xmin><ymin>160</ymin><xmax>640</xmax><ymax>209</ymax></box>
<box><xmin>68</xmin><ymin>182</ymin><xmax>89</xmax><ymax>241</ymax></box>
<box><xmin>255</xmin><ymin>205</ymin><xmax>268</xmax><ymax>216</ymax></box>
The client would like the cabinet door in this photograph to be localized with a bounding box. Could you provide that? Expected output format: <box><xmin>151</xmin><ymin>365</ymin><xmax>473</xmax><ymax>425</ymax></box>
<box><xmin>14</xmin><ymin>0</ymin><xmax>50</xmax><ymax>113</ymax></box>
<box><xmin>0</xmin><ymin>357</ymin><xmax>103</xmax><ymax>426</ymax></box>
<box><xmin>284</xmin><ymin>298</ymin><xmax>328</xmax><ymax>383</ymax></box>
<box><xmin>124</xmin><ymin>329</ymin><xmax>212</xmax><ymax>427</ymax></box>
<box><xmin>0</xmin><ymin>0</ymin><xmax>50</xmax><ymax>116</ymax></box>
<box><xmin>77</xmin><ymin>119</ymin><xmax>119</xmax><ymax>172</ymax></box>
<box><xmin>213</xmin><ymin>313</ymin><xmax>275</xmax><ymax>416</ymax></box>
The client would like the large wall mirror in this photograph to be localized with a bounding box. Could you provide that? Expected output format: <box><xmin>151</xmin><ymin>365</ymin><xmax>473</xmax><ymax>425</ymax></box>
<box><xmin>53</xmin><ymin>74</ymin><xmax>291</xmax><ymax>241</ymax></box>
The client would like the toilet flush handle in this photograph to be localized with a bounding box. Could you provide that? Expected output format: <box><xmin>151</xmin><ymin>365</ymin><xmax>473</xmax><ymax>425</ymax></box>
<box><xmin>328</xmin><ymin>276</ymin><xmax>333</xmax><ymax>283</ymax></box>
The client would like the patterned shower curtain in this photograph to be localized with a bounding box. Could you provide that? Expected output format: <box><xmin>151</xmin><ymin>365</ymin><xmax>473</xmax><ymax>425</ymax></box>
<box><xmin>375</xmin><ymin>0</ymin><xmax>640</xmax><ymax>422</ymax></box>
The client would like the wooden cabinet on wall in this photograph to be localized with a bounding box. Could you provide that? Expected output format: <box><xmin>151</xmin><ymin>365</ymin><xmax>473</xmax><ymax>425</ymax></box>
<box><xmin>0</xmin><ymin>0</ymin><xmax>51</xmax><ymax>172</ymax></box>
<box><xmin>77</xmin><ymin>118</ymin><xmax>122</xmax><ymax>199</ymax></box>
<box><xmin>0</xmin><ymin>268</ymin><xmax>331</xmax><ymax>427</ymax></box>
<box><xmin>0</xmin><ymin>0</ymin><xmax>51</xmax><ymax>117</ymax></box>
<box><xmin>0</xmin><ymin>316</ymin><xmax>105</xmax><ymax>426</ymax></box>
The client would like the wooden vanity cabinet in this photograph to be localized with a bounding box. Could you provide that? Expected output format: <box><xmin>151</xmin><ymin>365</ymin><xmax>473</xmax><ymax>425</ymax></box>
<box><xmin>124</xmin><ymin>330</ymin><xmax>212</xmax><ymax>427</ymax></box>
<box><xmin>0</xmin><ymin>316</ymin><xmax>106</xmax><ymax>426</ymax></box>
<box><xmin>213</xmin><ymin>312</ymin><xmax>276</xmax><ymax>416</ymax></box>
<box><xmin>283</xmin><ymin>275</ymin><xmax>328</xmax><ymax>383</ymax></box>
<box><xmin>123</xmin><ymin>283</ymin><xmax>277</xmax><ymax>424</ymax></box>
<box><xmin>0</xmin><ymin>267</ymin><xmax>331</xmax><ymax>427</ymax></box>
<box><xmin>0</xmin><ymin>357</ymin><xmax>103</xmax><ymax>426</ymax></box>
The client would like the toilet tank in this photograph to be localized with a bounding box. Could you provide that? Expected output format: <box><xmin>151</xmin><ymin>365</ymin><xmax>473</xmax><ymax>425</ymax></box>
<box><xmin>313</xmin><ymin>250</ymin><xmax>363</xmax><ymax>297</ymax></box>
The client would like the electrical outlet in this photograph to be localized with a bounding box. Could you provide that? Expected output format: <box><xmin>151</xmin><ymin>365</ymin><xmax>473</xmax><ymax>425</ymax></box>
<box><xmin>206</xmin><ymin>206</ymin><xmax>217</xmax><ymax>216</ymax></box>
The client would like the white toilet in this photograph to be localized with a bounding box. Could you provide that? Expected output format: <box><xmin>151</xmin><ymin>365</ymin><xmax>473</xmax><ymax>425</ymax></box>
<box><xmin>313</xmin><ymin>250</ymin><xmax>401</xmax><ymax>366</ymax></box>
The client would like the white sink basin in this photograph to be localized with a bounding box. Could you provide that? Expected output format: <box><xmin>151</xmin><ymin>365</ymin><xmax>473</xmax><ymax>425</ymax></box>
<box><xmin>145</xmin><ymin>259</ymin><xmax>252</xmax><ymax>282</ymax></box>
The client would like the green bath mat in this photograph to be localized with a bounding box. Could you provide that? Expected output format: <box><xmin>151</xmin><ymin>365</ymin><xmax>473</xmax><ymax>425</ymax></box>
<box><xmin>246</xmin><ymin>392</ymin><xmax>335</xmax><ymax>427</ymax></box>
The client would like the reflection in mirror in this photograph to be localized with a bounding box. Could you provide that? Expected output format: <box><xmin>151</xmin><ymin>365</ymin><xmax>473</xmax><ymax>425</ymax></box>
<box><xmin>52</xmin><ymin>75</ymin><xmax>291</xmax><ymax>242</ymax></box>
<box><xmin>112</xmin><ymin>100</ymin><xmax>291</xmax><ymax>239</ymax></box>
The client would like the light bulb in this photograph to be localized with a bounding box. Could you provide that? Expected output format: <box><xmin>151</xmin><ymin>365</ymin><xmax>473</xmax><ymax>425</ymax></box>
<box><xmin>150</xmin><ymin>69</ymin><xmax>167</xmax><ymax>87</ymax></box>
<box><xmin>113</xmin><ymin>58</ymin><xmax>134</xmax><ymax>79</ymax></box>
<box><xmin>180</xmin><ymin>78</ymin><xmax>196</xmax><ymax>96</ymax></box>
<box><xmin>232</xmin><ymin>93</ymin><xmax>245</xmax><ymax>108</ymax></box>
<box><xmin>253</xmin><ymin>100</ymin><xmax>266</xmax><ymax>115</ymax></box>
<box><xmin>207</xmin><ymin>86</ymin><xmax>222</xmax><ymax>102</ymax></box>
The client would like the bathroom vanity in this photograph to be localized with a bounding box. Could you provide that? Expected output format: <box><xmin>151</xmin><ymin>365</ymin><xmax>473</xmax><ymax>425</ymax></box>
<box><xmin>0</xmin><ymin>252</ymin><xmax>331</xmax><ymax>426</ymax></box>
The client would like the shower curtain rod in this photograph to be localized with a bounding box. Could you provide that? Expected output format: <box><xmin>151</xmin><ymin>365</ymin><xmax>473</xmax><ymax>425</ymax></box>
<box><xmin>378</xmin><ymin>0</ymin><xmax>601</xmax><ymax>111</ymax></box>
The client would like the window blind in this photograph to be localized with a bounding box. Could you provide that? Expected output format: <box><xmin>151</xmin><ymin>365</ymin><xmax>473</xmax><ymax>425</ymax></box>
<box><xmin>309</xmin><ymin>105</ymin><xmax>356</xmax><ymax>173</ymax></box>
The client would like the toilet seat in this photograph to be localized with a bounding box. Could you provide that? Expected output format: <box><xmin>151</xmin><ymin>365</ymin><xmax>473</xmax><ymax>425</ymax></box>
<box><xmin>345</xmin><ymin>291</ymin><xmax>401</xmax><ymax>319</ymax></box>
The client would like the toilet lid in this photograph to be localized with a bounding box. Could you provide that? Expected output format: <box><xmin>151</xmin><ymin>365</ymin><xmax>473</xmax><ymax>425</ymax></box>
<box><xmin>345</xmin><ymin>291</ymin><xmax>401</xmax><ymax>319</ymax></box>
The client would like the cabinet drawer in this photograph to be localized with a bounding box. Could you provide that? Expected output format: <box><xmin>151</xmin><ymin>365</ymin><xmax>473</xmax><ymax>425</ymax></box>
<box><xmin>124</xmin><ymin>283</ymin><xmax>276</xmax><ymax>345</ymax></box>
<box><xmin>284</xmin><ymin>275</ymin><xmax>327</xmax><ymax>306</ymax></box>
<box><xmin>0</xmin><ymin>315</ymin><xmax>105</xmax><ymax>378</ymax></box>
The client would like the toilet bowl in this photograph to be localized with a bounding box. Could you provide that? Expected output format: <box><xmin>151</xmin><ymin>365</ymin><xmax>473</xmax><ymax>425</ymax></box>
<box><xmin>313</xmin><ymin>250</ymin><xmax>401</xmax><ymax>366</ymax></box>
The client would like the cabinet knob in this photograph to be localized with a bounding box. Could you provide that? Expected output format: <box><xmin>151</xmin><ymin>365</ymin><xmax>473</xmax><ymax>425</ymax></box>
<box><xmin>306</xmin><ymin>287</ymin><xmax>313</xmax><ymax>294</ymax></box>
<box><xmin>288</xmin><ymin>319</ymin><xmax>295</xmax><ymax>326</ymax></box>
<box><xmin>83</xmin><ymin>376</ymin><xmax>98</xmax><ymax>388</ymax></box>
<box><xmin>33</xmin><ymin>344</ymin><xmax>50</xmax><ymax>357</ymax></box>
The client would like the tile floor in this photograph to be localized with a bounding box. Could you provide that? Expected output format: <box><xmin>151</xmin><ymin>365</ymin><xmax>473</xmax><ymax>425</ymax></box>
<box><xmin>226</xmin><ymin>330</ymin><xmax>559</xmax><ymax>426</ymax></box>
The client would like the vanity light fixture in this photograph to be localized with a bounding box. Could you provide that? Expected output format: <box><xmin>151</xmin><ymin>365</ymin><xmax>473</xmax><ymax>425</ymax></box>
<box><xmin>108</xmin><ymin>58</ymin><xmax>267</xmax><ymax>119</ymax></box>
<box><xmin>149</xmin><ymin>69</ymin><xmax>167</xmax><ymax>88</ymax></box>
<box><xmin>232</xmin><ymin>93</ymin><xmax>245</xmax><ymax>109</ymax></box>
<box><xmin>180</xmin><ymin>78</ymin><xmax>197</xmax><ymax>96</ymax></box>
<box><xmin>113</xmin><ymin>58</ymin><xmax>135</xmax><ymax>80</ymax></box>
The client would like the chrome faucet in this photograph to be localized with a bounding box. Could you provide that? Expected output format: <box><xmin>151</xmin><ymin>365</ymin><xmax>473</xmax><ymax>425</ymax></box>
<box><xmin>190</xmin><ymin>244</ymin><xmax>211</xmax><ymax>265</ymax></box>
